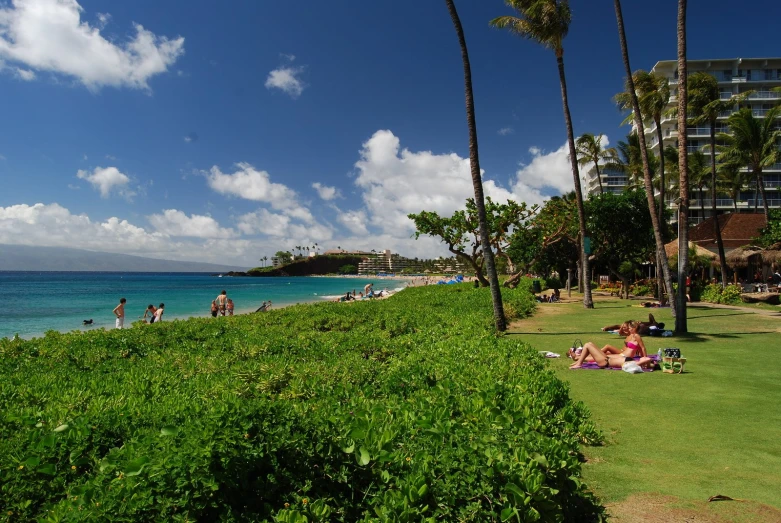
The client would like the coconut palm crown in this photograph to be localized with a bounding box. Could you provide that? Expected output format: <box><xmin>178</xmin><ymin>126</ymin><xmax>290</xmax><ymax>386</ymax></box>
<box><xmin>717</xmin><ymin>106</ymin><xmax>781</xmax><ymax>220</ymax></box>
<box><xmin>490</xmin><ymin>0</ymin><xmax>571</xmax><ymax>56</ymax></box>
<box><xmin>575</xmin><ymin>133</ymin><xmax>616</xmax><ymax>195</ymax></box>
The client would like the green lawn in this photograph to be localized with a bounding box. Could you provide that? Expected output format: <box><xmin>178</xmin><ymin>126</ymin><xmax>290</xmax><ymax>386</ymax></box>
<box><xmin>509</xmin><ymin>296</ymin><xmax>781</xmax><ymax>519</ymax></box>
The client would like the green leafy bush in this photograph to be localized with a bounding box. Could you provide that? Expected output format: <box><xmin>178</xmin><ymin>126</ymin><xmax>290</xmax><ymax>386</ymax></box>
<box><xmin>701</xmin><ymin>283</ymin><xmax>742</xmax><ymax>305</ymax></box>
<box><xmin>0</xmin><ymin>282</ymin><xmax>602</xmax><ymax>521</ymax></box>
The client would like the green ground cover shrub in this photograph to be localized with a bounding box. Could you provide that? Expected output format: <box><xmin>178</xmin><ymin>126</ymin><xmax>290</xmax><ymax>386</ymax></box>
<box><xmin>700</xmin><ymin>283</ymin><xmax>742</xmax><ymax>305</ymax></box>
<box><xmin>0</xmin><ymin>283</ymin><xmax>601</xmax><ymax>522</ymax></box>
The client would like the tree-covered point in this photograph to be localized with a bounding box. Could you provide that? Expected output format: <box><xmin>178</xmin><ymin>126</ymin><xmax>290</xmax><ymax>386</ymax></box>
<box><xmin>0</xmin><ymin>283</ymin><xmax>602</xmax><ymax>521</ymax></box>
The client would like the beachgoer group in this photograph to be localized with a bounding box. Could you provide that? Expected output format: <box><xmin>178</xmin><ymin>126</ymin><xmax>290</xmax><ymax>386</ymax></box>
<box><xmin>569</xmin><ymin>320</ymin><xmax>656</xmax><ymax>370</ymax></box>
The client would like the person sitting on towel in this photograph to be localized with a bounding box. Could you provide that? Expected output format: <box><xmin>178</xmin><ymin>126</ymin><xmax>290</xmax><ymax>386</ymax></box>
<box><xmin>570</xmin><ymin>321</ymin><xmax>647</xmax><ymax>362</ymax></box>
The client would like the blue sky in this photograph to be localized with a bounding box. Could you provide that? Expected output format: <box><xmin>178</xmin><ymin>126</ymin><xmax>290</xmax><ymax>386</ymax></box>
<box><xmin>1</xmin><ymin>0</ymin><xmax>779</xmax><ymax>265</ymax></box>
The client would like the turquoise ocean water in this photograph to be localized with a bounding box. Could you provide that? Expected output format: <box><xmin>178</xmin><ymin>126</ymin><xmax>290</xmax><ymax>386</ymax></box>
<box><xmin>0</xmin><ymin>272</ymin><xmax>406</xmax><ymax>339</ymax></box>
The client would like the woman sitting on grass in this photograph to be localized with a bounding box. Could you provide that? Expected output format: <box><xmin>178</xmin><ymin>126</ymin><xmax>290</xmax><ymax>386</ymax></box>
<box><xmin>570</xmin><ymin>321</ymin><xmax>647</xmax><ymax>362</ymax></box>
<box><xmin>569</xmin><ymin>343</ymin><xmax>656</xmax><ymax>370</ymax></box>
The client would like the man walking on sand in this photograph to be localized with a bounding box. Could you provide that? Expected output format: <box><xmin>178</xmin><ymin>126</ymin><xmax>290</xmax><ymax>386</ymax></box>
<box><xmin>113</xmin><ymin>297</ymin><xmax>126</xmax><ymax>329</ymax></box>
<box><xmin>216</xmin><ymin>290</ymin><xmax>228</xmax><ymax>316</ymax></box>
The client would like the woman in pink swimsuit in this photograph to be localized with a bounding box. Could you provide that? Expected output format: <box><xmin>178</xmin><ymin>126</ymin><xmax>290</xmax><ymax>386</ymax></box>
<box><xmin>569</xmin><ymin>321</ymin><xmax>647</xmax><ymax>362</ymax></box>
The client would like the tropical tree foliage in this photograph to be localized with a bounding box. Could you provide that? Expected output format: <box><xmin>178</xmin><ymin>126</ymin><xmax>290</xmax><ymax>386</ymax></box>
<box><xmin>586</xmin><ymin>190</ymin><xmax>655</xmax><ymax>299</ymax></box>
<box><xmin>717</xmin><ymin>106</ymin><xmax>781</xmax><ymax>220</ymax></box>
<box><xmin>408</xmin><ymin>198</ymin><xmax>535</xmax><ymax>287</ymax></box>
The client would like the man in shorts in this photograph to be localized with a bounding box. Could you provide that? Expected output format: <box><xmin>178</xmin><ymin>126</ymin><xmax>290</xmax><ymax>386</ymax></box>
<box><xmin>216</xmin><ymin>290</ymin><xmax>228</xmax><ymax>316</ymax></box>
<box><xmin>113</xmin><ymin>298</ymin><xmax>126</xmax><ymax>329</ymax></box>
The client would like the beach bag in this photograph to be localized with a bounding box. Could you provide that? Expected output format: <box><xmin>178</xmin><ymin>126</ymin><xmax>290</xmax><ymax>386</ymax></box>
<box><xmin>663</xmin><ymin>348</ymin><xmax>681</xmax><ymax>358</ymax></box>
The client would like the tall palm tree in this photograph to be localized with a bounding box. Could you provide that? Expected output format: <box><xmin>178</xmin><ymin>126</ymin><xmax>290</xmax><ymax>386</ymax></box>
<box><xmin>688</xmin><ymin>150</ymin><xmax>709</xmax><ymax>216</ymax></box>
<box><xmin>687</xmin><ymin>71</ymin><xmax>746</xmax><ymax>287</ymax></box>
<box><xmin>717</xmin><ymin>106</ymin><xmax>781</xmax><ymax>221</ymax></box>
<box><xmin>615</xmin><ymin>70</ymin><xmax>671</xmax><ymax>228</ymax></box>
<box><xmin>445</xmin><ymin>0</ymin><xmax>507</xmax><ymax>331</ymax></box>
<box><xmin>675</xmin><ymin>0</ymin><xmax>689</xmax><ymax>333</ymax></box>
<box><xmin>717</xmin><ymin>163</ymin><xmax>749</xmax><ymax>213</ymax></box>
<box><xmin>612</xmin><ymin>0</ymin><xmax>677</xmax><ymax>316</ymax></box>
<box><xmin>576</xmin><ymin>133</ymin><xmax>616</xmax><ymax>194</ymax></box>
<box><xmin>491</xmin><ymin>0</ymin><xmax>593</xmax><ymax>309</ymax></box>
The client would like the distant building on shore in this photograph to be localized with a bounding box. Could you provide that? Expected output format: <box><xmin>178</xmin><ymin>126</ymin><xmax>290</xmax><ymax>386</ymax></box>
<box><xmin>357</xmin><ymin>249</ymin><xmax>423</xmax><ymax>274</ymax></box>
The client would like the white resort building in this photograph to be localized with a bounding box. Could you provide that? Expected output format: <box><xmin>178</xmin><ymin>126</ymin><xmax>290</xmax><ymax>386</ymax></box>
<box><xmin>646</xmin><ymin>57</ymin><xmax>781</xmax><ymax>224</ymax></box>
<box><xmin>585</xmin><ymin>165</ymin><xmax>629</xmax><ymax>195</ymax></box>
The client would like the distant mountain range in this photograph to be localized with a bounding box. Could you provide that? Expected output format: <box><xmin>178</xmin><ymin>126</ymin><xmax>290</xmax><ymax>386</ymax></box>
<box><xmin>0</xmin><ymin>245</ymin><xmax>249</xmax><ymax>272</ymax></box>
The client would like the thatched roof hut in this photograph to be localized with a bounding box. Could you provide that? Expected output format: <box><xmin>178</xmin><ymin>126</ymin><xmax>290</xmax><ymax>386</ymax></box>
<box><xmin>664</xmin><ymin>240</ymin><xmax>717</xmax><ymax>260</ymax></box>
<box><xmin>725</xmin><ymin>245</ymin><xmax>763</xmax><ymax>268</ymax></box>
<box><xmin>761</xmin><ymin>242</ymin><xmax>781</xmax><ymax>265</ymax></box>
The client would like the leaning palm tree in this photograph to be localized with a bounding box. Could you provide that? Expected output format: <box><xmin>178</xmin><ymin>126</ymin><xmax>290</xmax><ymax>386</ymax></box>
<box><xmin>674</xmin><ymin>0</ymin><xmax>689</xmax><ymax>332</ymax></box>
<box><xmin>615</xmin><ymin>70</ymin><xmax>670</xmax><ymax>228</ymax></box>
<box><xmin>445</xmin><ymin>0</ymin><xmax>507</xmax><ymax>331</ymax></box>
<box><xmin>612</xmin><ymin>0</ymin><xmax>677</xmax><ymax>316</ymax></box>
<box><xmin>717</xmin><ymin>106</ymin><xmax>781</xmax><ymax>221</ymax></box>
<box><xmin>687</xmin><ymin>72</ymin><xmax>747</xmax><ymax>286</ymax></box>
<box><xmin>491</xmin><ymin>0</ymin><xmax>593</xmax><ymax>309</ymax></box>
<box><xmin>576</xmin><ymin>133</ymin><xmax>615</xmax><ymax>194</ymax></box>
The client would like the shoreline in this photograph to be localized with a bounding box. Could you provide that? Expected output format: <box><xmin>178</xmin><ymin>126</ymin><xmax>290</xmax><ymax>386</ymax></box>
<box><xmin>6</xmin><ymin>276</ymin><xmax>412</xmax><ymax>341</ymax></box>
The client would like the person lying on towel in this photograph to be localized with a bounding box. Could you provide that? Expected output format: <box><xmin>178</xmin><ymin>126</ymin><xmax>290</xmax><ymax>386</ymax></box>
<box><xmin>601</xmin><ymin>314</ymin><xmax>664</xmax><ymax>336</ymax></box>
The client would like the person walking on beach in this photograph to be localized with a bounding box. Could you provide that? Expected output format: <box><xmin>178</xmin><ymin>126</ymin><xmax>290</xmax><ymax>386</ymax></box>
<box><xmin>154</xmin><ymin>303</ymin><xmax>164</xmax><ymax>323</ymax></box>
<box><xmin>113</xmin><ymin>298</ymin><xmax>126</xmax><ymax>329</ymax></box>
<box><xmin>211</xmin><ymin>300</ymin><xmax>218</xmax><ymax>317</ymax></box>
<box><xmin>216</xmin><ymin>290</ymin><xmax>228</xmax><ymax>316</ymax></box>
<box><xmin>227</xmin><ymin>298</ymin><xmax>234</xmax><ymax>316</ymax></box>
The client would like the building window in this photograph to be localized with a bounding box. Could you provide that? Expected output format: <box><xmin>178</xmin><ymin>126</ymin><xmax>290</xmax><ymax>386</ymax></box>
<box><xmin>723</xmin><ymin>69</ymin><xmax>732</xmax><ymax>80</ymax></box>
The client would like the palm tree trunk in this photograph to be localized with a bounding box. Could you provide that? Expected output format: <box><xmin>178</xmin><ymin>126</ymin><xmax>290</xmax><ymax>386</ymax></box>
<box><xmin>756</xmin><ymin>169</ymin><xmax>770</xmax><ymax>219</ymax></box>
<box><xmin>656</xmin><ymin>119</ymin><xmax>666</xmax><ymax>232</ymax></box>
<box><xmin>613</xmin><ymin>0</ymin><xmax>677</xmax><ymax>316</ymax></box>
<box><xmin>675</xmin><ymin>0</ymin><xmax>689</xmax><ymax>332</ymax></box>
<box><xmin>710</xmin><ymin>122</ymin><xmax>728</xmax><ymax>287</ymax></box>
<box><xmin>445</xmin><ymin>0</ymin><xmax>506</xmax><ymax>331</ymax></box>
<box><xmin>595</xmin><ymin>161</ymin><xmax>604</xmax><ymax>194</ymax></box>
<box><xmin>556</xmin><ymin>51</ymin><xmax>593</xmax><ymax>309</ymax></box>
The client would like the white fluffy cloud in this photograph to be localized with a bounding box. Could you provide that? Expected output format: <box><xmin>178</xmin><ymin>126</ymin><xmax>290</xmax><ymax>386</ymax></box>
<box><xmin>312</xmin><ymin>182</ymin><xmax>339</xmax><ymax>201</ymax></box>
<box><xmin>147</xmin><ymin>209</ymin><xmax>236</xmax><ymax>239</ymax></box>
<box><xmin>336</xmin><ymin>210</ymin><xmax>368</xmax><ymax>236</ymax></box>
<box><xmin>497</xmin><ymin>127</ymin><xmax>514</xmax><ymax>136</ymax></box>
<box><xmin>76</xmin><ymin>166</ymin><xmax>132</xmax><ymax>198</ymax></box>
<box><xmin>351</xmin><ymin>130</ymin><xmax>519</xmax><ymax>237</ymax></box>
<box><xmin>0</xmin><ymin>203</ymin><xmax>263</xmax><ymax>264</ymax></box>
<box><xmin>0</xmin><ymin>0</ymin><xmax>184</xmax><ymax>90</ymax></box>
<box><xmin>206</xmin><ymin>162</ymin><xmax>315</xmax><ymax>221</ymax></box>
<box><xmin>237</xmin><ymin>208</ymin><xmax>332</xmax><ymax>242</ymax></box>
<box><xmin>512</xmin><ymin>137</ymin><xmax>610</xmax><ymax>197</ymax></box>
<box><xmin>265</xmin><ymin>66</ymin><xmax>305</xmax><ymax>98</ymax></box>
